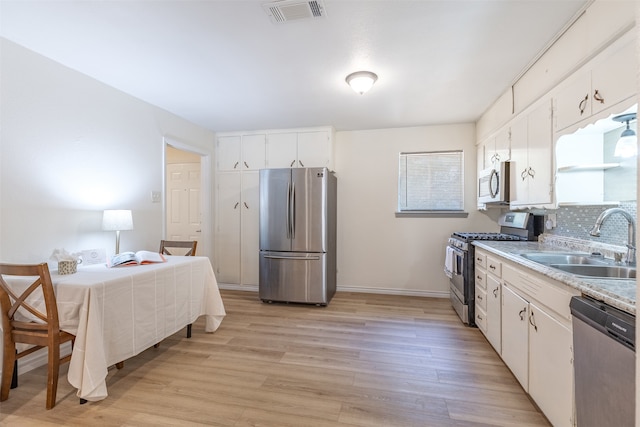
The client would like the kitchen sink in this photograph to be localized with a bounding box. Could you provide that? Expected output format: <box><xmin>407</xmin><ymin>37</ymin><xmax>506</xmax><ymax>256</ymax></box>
<box><xmin>549</xmin><ymin>264</ymin><xmax>636</xmax><ymax>279</ymax></box>
<box><xmin>520</xmin><ymin>252</ymin><xmax>636</xmax><ymax>279</ymax></box>
<box><xmin>520</xmin><ymin>252</ymin><xmax>608</xmax><ymax>266</ymax></box>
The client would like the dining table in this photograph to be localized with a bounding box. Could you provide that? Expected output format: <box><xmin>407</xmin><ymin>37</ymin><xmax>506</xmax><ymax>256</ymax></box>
<box><xmin>14</xmin><ymin>255</ymin><xmax>226</xmax><ymax>402</ymax></box>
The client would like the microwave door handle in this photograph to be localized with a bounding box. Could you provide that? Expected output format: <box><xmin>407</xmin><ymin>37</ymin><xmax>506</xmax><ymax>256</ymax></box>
<box><xmin>489</xmin><ymin>169</ymin><xmax>499</xmax><ymax>198</ymax></box>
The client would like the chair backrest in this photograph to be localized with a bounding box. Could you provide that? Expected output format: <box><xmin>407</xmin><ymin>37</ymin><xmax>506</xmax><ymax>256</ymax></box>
<box><xmin>159</xmin><ymin>240</ymin><xmax>197</xmax><ymax>257</ymax></box>
<box><xmin>0</xmin><ymin>263</ymin><xmax>61</xmax><ymax>342</ymax></box>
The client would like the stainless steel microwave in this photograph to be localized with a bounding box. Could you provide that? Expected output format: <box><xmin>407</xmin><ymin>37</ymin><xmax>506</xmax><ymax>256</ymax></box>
<box><xmin>478</xmin><ymin>161</ymin><xmax>511</xmax><ymax>204</ymax></box>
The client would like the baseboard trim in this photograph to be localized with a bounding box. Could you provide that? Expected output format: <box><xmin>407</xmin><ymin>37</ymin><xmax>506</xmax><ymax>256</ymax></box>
<box><xmin>217</xmin><ymin>283</ymin><xmax>449</xmax><ymax>299</ymax></box>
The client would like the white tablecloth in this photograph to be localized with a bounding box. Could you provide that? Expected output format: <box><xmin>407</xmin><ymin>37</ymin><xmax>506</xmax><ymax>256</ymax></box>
<box><xmin>43</xmin><ymin>256</ymin><xmax>226</xmax><ymax>401</ymax></box>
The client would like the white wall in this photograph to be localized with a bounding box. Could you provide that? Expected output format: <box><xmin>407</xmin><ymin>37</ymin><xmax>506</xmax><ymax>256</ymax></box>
<box><xmin>0</xmin><ymin>38</ymin><xmax>215</xmax><ymax>264</ymax></box>
<box><xmin>334</xmin><ymin>125</ymin><xmax>500</xmax><ymax>296</ymax></box>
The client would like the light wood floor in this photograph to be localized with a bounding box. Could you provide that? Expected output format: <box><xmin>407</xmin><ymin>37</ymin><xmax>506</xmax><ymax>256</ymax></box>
<box><xmin>0</xmin><ymin>290</ymin><xmax>550</xmax><ymax>426</ymax></box>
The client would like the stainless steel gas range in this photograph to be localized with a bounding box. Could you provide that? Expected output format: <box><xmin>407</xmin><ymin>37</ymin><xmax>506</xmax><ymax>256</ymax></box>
<box><xmin>446</xmin><ymin>212</ymin><xmax>543</xmax><ymax>326</ymax></box>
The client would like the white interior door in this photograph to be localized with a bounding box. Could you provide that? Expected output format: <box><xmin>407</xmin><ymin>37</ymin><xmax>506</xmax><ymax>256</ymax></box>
<box><xmin>166</xmin><ymin>163</ymin><xmax>201</xmax><ymax>241</ymax></box>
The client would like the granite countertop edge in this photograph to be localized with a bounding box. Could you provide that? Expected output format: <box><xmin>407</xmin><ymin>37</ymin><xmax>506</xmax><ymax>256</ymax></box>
<box><xmin>472</xmin><ymin>241</ymin><xmax>636</xmax><ymax>316</ymax></box>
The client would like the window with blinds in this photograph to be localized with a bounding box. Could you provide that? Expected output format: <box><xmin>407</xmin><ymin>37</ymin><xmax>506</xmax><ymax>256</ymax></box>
<box><xmin>398</xmin><ymin>150</ymin><xmax>464</xmax><ymax>212</ymax></box>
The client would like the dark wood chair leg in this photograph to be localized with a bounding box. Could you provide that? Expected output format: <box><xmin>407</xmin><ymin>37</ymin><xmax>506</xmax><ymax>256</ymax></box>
<box><xmin>187</xmin><ymin>323</ymin><xmax>192</xmax><ymax>338</ymax></box>
<box><xmin>11</xmin><ymin>356</ymin><xmax>18</xmax><ymax>389</ymax></box>
<box><xmin>115</xmin><ymin>362</ymin><xmax>124</xmax><ymax>369</ymax></box>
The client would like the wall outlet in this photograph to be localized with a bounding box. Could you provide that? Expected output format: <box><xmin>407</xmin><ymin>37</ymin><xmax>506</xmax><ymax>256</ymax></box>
<box><xmin>151</xmin><ymin>191</ymin><xmax>161</xmax><ymax>203</ymax></box>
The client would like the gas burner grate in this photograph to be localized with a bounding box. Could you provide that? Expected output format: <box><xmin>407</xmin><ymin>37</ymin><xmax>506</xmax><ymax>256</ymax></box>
<box><xmin>451</xmin><ymin>232</ymin><xmax>525</xmax><ymax>242</ymax></box>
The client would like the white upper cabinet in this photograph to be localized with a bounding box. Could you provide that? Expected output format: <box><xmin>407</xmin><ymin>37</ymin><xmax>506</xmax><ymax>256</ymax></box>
<box><xmin>216</xmin><ymin>136</ymin><xmax>242</xmax><ymax>171</ymax></box>
<box><xmin>509</xmin><ymin>99</ymin><xmax>553</xmax><ymax>208</ymax></box>
<box><xmin>297</xmin><ymin>130</ymin><xmax>332</xmax><ymax>168</ymax></box>
<box><xmin>241</xmin><ymin>134</ymin><xmax>266</xmax><ymax>170</ymax></box>
<box><xmin>267</xmin><ymin>129</ymin><xmax>333</xmax><ymax>169</ymax></box>
<box><xmin>480</xmin><ymin>126</ymin><xmax>511</xmax><ymax>171</ymax></box>
<box><xmin>217</xmin><ymin>134</ymin><xmax>266</xmax><ymax>171</ymax></box>
<box><xmin>555</xmin><ymin>37</ymin><xmax>637</xmax><ymax>131</ymax></box>
<box><xmin>266</xmin><ymin>133</ymin><xmax>298</xmax><ymax>168</ymax></box>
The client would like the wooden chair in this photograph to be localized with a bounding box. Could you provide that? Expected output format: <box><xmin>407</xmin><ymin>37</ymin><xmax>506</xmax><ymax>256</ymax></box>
<box><xmin>159</xmin><ymin>240</ymin><xmax>198</xmax><ymax>257</ymax></box>
<box><xmin>0</xmin><ymin>263</ymin><xmax>76</xmax><ymax>409</ymax></box>
<box><xmin>158</xmin><ymin>240</ymin><xmax>197</xmax><ymax>338</ymax></box>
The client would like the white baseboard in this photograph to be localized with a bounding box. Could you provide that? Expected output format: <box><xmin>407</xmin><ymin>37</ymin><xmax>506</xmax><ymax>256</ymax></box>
<box><xmin>217</xmin><ymin>283</ymin><xmax>449</xmax><ymax>299</ymax></box>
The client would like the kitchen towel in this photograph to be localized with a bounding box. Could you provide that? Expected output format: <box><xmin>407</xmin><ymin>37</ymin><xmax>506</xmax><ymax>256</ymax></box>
<box><xmin>444</xmin><ymin>246</ymin><xmax>455</xmax><ymax>278</ymax></box>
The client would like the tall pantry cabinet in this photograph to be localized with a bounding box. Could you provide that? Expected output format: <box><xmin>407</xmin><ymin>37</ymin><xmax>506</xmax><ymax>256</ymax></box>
<box><xmin>215</xmin><ymin>127</ymin><xmax>334</xmax><ymax>287</ymax></box>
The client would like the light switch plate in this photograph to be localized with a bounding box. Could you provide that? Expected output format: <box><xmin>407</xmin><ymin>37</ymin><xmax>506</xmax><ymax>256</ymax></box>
<box><xmin>151</xmin><ymin>191</ymin><xmax>161</xmax><ymax>203</ymax></box>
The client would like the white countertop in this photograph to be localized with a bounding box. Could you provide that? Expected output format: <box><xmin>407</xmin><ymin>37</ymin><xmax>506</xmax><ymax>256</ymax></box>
<box><xmin>472</xmin><ymin>241</ymin><xmax>636</xmax><ymax>316</ymax></box>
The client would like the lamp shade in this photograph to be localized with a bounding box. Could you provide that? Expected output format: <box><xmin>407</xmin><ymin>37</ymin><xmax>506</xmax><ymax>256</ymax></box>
<box><xmin>346</xmin><ymin>71</ymin><xmax>378</xmax><ymax>95</ymax></box>
<box><xmin>102</xmin><ymin>210</ymin><xmax>133</xmax><ymax>231</ymax></box>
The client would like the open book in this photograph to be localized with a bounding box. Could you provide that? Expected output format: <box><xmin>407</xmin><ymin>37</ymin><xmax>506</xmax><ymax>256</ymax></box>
<box><xmin>109</xmin><ymin>250</ymin><xmax>166</xmax><ymax>267</ymax></box>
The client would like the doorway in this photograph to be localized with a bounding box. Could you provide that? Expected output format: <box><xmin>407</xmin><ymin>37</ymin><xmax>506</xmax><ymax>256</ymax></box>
<box><xmin>163</xmin><ymin>137</ymin><xmax>211</xmax><ymax>258</ymax></box>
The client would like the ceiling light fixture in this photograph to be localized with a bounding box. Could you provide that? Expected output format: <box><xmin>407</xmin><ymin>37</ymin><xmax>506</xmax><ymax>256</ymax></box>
<box><xmin>612</xmin><ymin>113</ymin><xmax>637</xmax><ymax>158</ymax></box>
<box><xmin>345</xmin><ymin>71</ymin><xmax>378</xmax><ymax>95</ymax></box>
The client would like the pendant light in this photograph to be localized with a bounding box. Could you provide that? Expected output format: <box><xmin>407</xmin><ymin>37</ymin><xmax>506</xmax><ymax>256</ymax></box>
<box><xmin>345</xmin><ymin>71</ymin><xmax>378</xmax><ymax>95</ymax></box>
<box><xmin>612</xmin><ymin>113</ymin><xmax>637</xmax><ymax>158</ymax></box>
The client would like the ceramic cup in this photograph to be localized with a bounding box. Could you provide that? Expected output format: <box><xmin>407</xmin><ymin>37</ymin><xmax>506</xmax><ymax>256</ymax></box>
<box><xmin>58</xmin><ymin>259</ymin><xmax>81</xmax><ymax>275</ymax></box>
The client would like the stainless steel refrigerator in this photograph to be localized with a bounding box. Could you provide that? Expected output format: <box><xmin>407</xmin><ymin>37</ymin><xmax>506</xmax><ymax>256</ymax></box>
<box><xmin>259</xmin><ymin>167</ymin><xmax>337</xmax><ymax>305</ymax></box>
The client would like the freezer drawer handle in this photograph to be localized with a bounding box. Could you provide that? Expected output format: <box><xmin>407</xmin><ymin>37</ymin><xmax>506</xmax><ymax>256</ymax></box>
<box><xmin>264</xmin><ymin>255</ymin><xmax>320</xmax><ymax>261</ymax></box>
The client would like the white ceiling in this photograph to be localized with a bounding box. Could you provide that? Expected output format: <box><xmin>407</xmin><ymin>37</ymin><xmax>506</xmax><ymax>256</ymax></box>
<box><xmin>0</xmin><ymin>0</ymin><xmax>590</xmax><ymax>133</ymax></box>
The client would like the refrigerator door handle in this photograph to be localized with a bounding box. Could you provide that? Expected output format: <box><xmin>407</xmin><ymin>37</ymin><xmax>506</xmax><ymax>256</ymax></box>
<box><xmin>264</xmin><ymin>255</ymin><xmax>321</xmax><ymax>261</ymax></box>
<box><xmin>291</xmin><ymin>182</ymin><xmax>296</xmax><ymax>239</ymax></box>
<box><xmin>286</xmin><ymin>181</ymin><xmax>291</xmax><ymax>239</ymax></box>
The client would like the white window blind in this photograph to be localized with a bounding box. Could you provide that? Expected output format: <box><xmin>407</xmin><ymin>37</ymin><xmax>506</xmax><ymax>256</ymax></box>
<box><xmin>398</xmin><ymin>150</ymin><xmax>464</xmax><ymax>212</ymax></box>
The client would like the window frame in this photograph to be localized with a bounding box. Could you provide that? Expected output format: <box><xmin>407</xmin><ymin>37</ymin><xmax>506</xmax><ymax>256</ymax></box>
<box><xmin>396</xmin><ymin>149</ymin><xmax>468</xmax><ymax>218</ymax></box>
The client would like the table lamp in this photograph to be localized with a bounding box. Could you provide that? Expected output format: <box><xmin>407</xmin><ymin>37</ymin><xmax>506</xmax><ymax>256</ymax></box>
<box><xmin>102</xmin><ymin>210</ymin><xmax>133</xmax><ymax>254</ymax></box>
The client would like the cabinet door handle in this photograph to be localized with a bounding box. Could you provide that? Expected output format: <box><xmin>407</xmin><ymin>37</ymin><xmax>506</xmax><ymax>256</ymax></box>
<box><xmin>244</xmin><ymin>202</ymin><xmax>249</xmax><ymax>209</ymax></box>
<box><xmin>299</xmin><ymin>160</ymin><xmax>305</xmax><ymax>167</ymax></box>
<box><xmin>578</xmin><ymin>94</ymin><xmax>589</xmax><ymax>115</ymax></box>
<box><xmin>476</xmin><ymin>275</ymin><xmax>482</xmax><ymax>280</ymax></box>
<box><xmin>528</xmin><ymin>167</ymin><xmax>535</xmax><ymax>178</ymax></box>
<box><xmin>290</xmin><ymin>160</ymin><xmax>296</xmax><ymax>167</ymax></box>
<box><xmin>494</xmin><ymin>153</ymin><xmax>500</xmax><ymax>163</ymax></box>
<box><xmin>518</xmin><ymin>307</ymin><xmax>527</xmax><ymax>321</ymax></box>
<box><xmin>592</xmin><ymin>89</ymin><xmax>605</xmax><ymax>104</ymax></box>
<box><xmin>244</xmin><ymin>161</ymin><xmax>249</xmax><ymax>169</ymax></box>
<box><xmin>493</xmin><ymin>287</ymin><xmax>499</xmax><ymax>298</ymax></box>
<box><xmin>529</xmin><ymin>310</ymin><xmax>538</xmax><ymax>332</ymax></box>
<box><xmin>489</xmin><ymin>264</ymin><xmax>496</xmax><ymax>270</ymax></box>
<box><xmin>477</xmin><ymin>295</ymin><xmax>483</xmax><ymax>301</ymax></box>
<box><xmin>234</xmin><ymin>161</ymin><xmax>239</xmax><ymax>169</ymax></box>
<box><xmin>521</xmin><ymin>168</ymin><xmax>528</xmax><ymax>181</ymax></box>
<box><xmin>477</xmin><ymin>314</ymin><xmax>483</xmax><ymax>321</ymax></box>
<box><xmin>234</xmin><ymin>202</ymin><xmax>239</xmax><ymax>209</ymax></box>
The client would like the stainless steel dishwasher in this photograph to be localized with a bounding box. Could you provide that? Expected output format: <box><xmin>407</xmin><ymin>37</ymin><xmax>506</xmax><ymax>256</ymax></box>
<box><xmin>570</xmin><ymin>296</ymin><xmax>636</xmax><ymax>427</ymax></box>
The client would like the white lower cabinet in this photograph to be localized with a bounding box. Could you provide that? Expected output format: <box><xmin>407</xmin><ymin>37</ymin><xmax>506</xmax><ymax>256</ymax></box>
<box><xmin>215</xmin><ymin>171</ymin><xmax>259</xmax><ymax>287</ymax></box>
<box><xmin>485</xmin><ymin>274</ymin><xmax>502</xmax><ymax>353</ymax></box>
<box><xmin>215</xmin><ymin>172</ymin><xmax>241</xmax><ymax>283</ymax></box>
<box><xmin>475</xmin><ymin>250</ymin><xmax>502</xmax><ymax>354</ymax></box>
<box><xmin>500</xmin><ymin>261</ymin><xmax>578</xmax><ymax>427</ymax></box>
<box><xmin>528</xmin><ymin>302</ymin><xmax>574</xmax><ymax>427</ymax></box>
<box><xmin>501</xmin><ymin>284</ymin><xmax>529</xmax><ymax>390</ymax></box>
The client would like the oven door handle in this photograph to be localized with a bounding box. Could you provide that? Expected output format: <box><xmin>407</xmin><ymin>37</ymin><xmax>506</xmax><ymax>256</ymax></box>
<box><xmin>448</xmin><ymin>245</ymin><xmax>465</xmax><ymax>276</ymax></box>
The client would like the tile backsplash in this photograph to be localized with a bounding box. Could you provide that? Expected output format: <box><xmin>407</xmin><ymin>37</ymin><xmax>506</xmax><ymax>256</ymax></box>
<box><xmin>545</xmin><ymin>201</ymin><xmax>637</xmax><ymax>248</ymax></box>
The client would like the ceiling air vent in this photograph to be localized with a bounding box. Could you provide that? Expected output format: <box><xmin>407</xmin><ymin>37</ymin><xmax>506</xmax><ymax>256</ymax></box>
<box><xmin>262</xmin><ymin>0</ymin><xmax>326</xmax><ymax>24</ymax></box>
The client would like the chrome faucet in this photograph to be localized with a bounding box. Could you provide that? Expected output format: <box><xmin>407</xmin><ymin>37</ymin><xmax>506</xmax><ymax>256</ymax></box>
<box><xmin>589</xmin><ymin>208</ymin><xmax>636</xmax><ymax>265</ymax></box>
